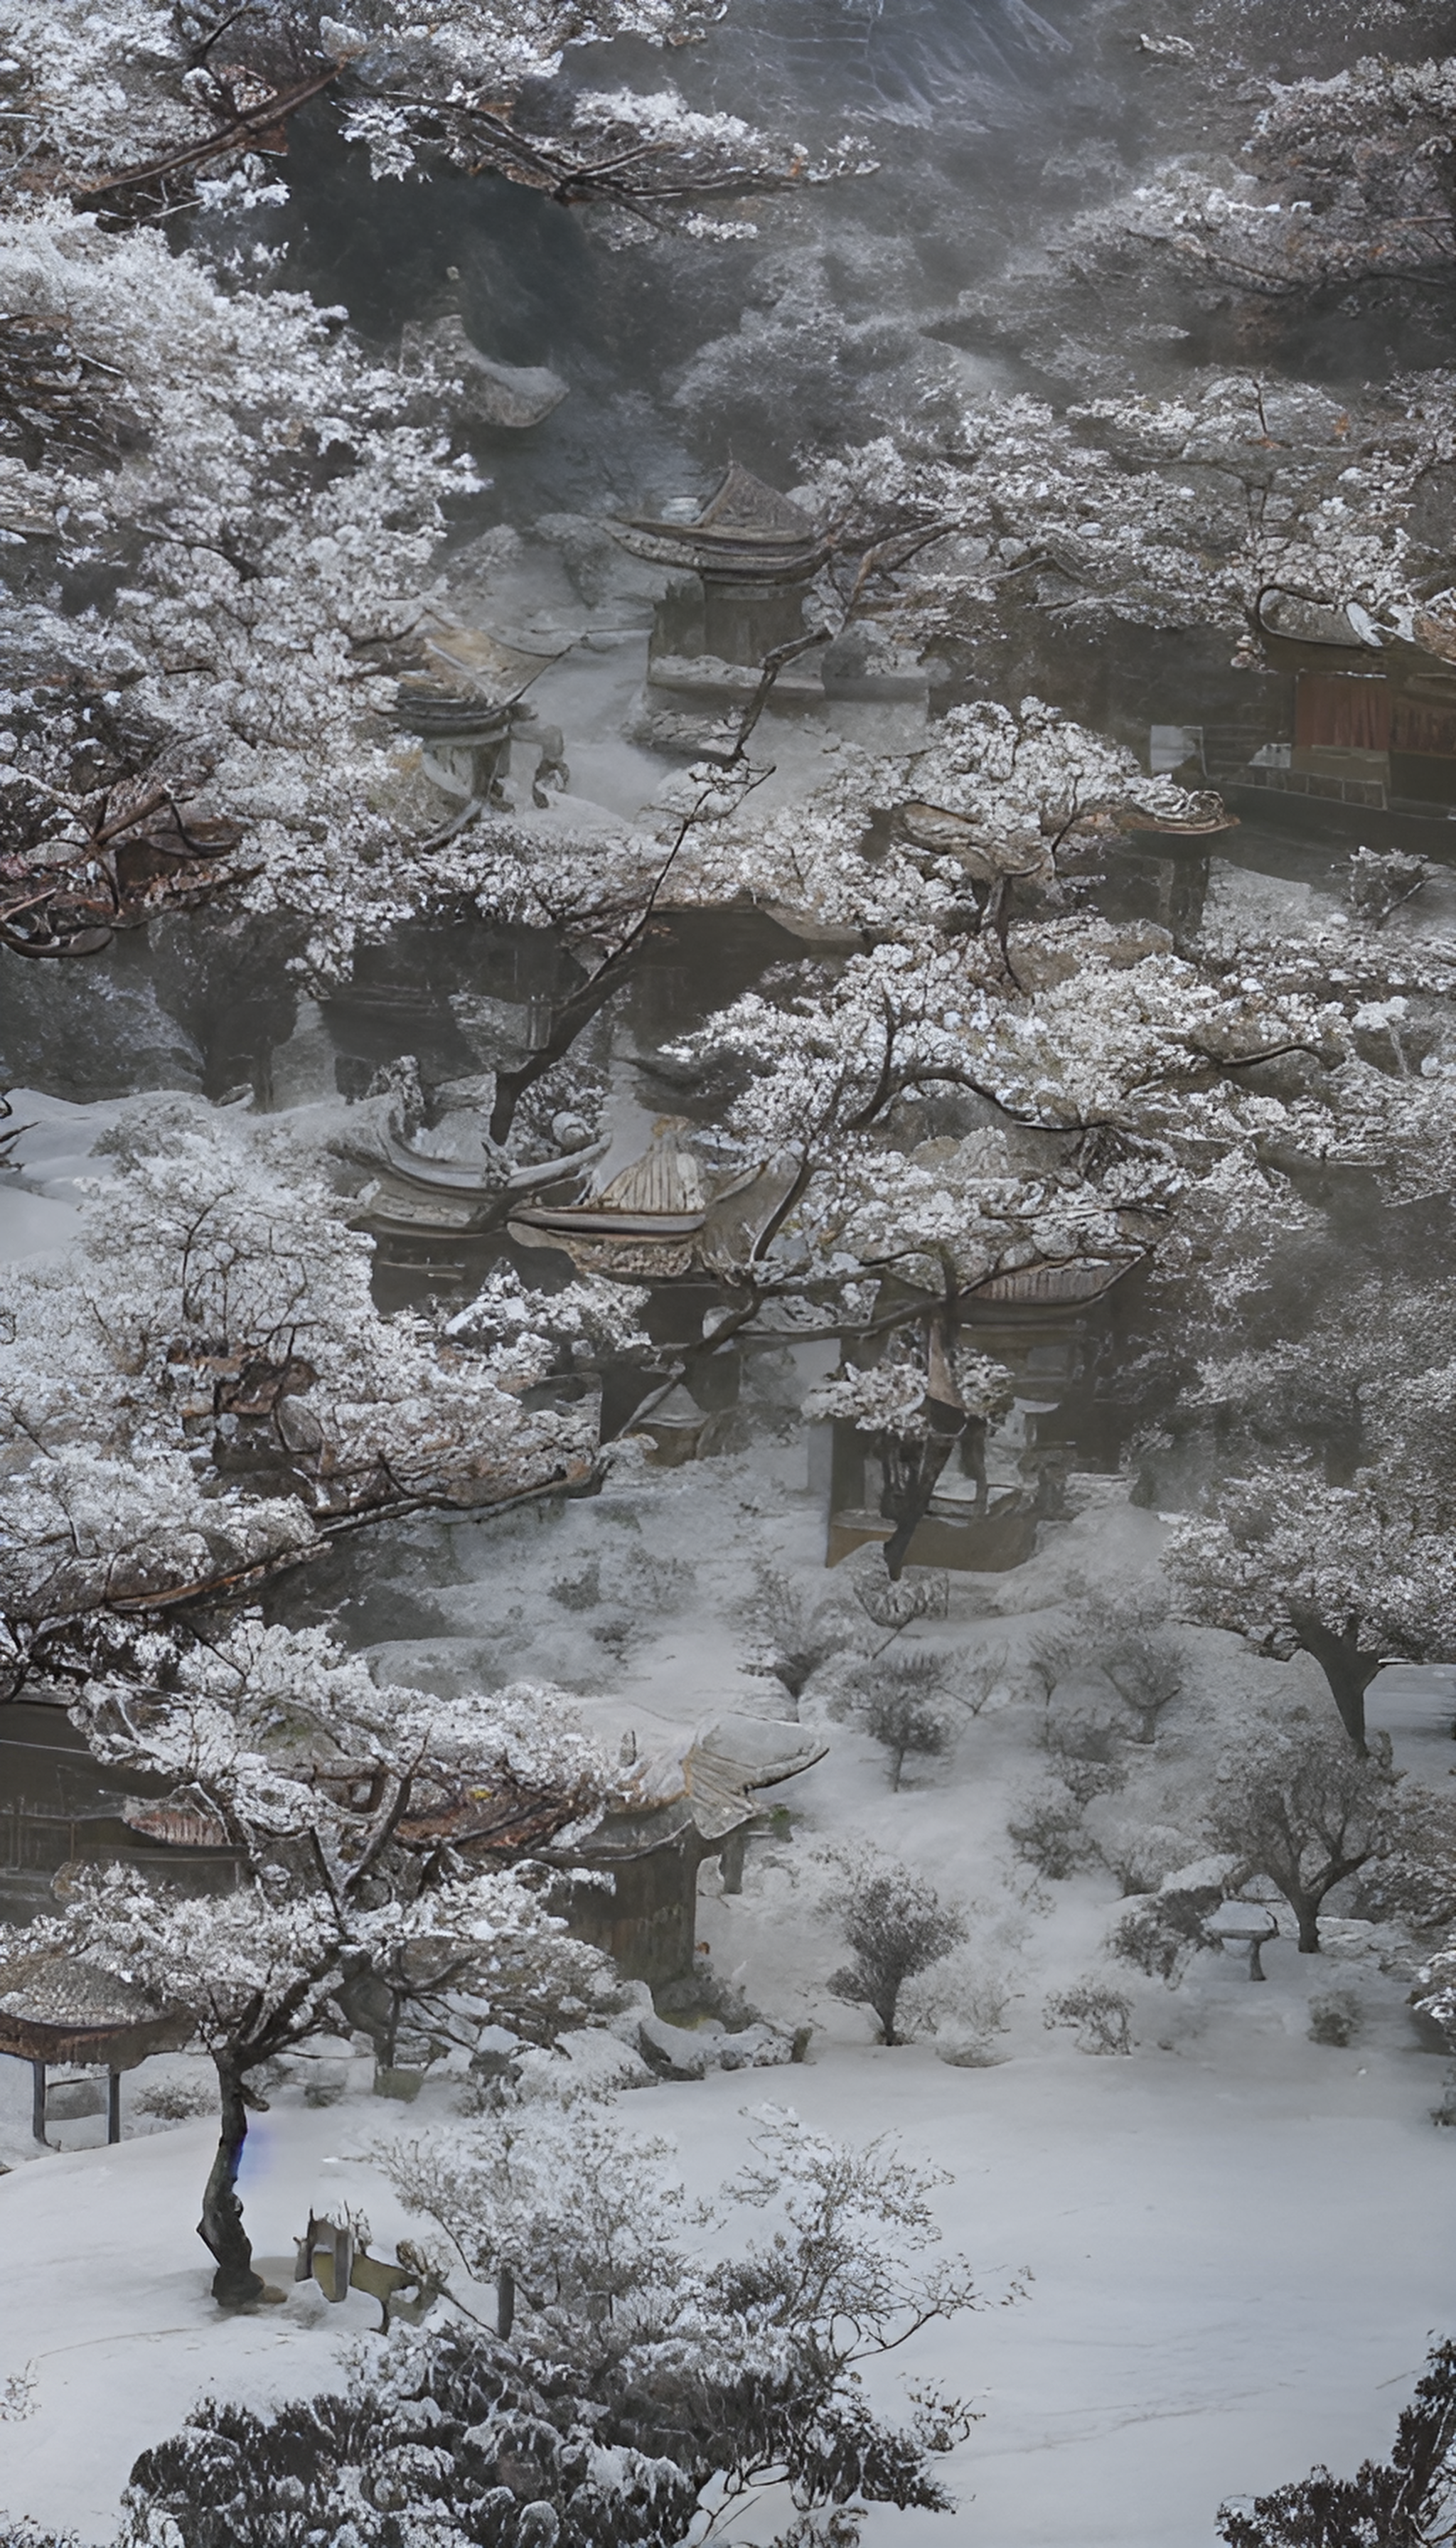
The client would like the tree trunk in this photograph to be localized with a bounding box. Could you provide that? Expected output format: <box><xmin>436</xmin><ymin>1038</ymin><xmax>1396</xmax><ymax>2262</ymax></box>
<box><xmin>882</xmin><ymin>1428</ymin><xmax>957</xmax><ymax>1580</ymax></box>
<box><xmin>1294</xmin><ymin>1899</ymin><xmax>1322</xmax><ymax>1955</ymax></box>
<box><xmin>1288</xmin><ymin>1610</ymin><xmax>1381</xmax><ymax>1755</ymax></box>
<box><xmin>199</xmin><ymin>2060</ymin><xmax>264</xmax><ymax>2308</ymax></box>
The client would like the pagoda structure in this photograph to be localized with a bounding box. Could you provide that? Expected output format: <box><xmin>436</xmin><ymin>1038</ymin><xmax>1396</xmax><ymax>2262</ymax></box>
<box><xmin>611</xmin><ymin>461</ymin><xmax>830</xmax><ymax>667</ymax></box>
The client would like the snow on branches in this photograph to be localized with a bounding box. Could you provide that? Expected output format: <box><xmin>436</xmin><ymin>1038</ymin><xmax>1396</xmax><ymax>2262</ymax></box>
<box><xmin>382</xmin><ymin>2097</ymin><xmax>990</xmax><ymax>2530</ymax></box>
<box><xmin>648</xmin><ymin>698</ymin><xmax>1224</xmax><ymax>936</ymax></box>
<box><xmin>14</xmin><ymin>1612</ymin><xmax>617</xmax><ymax>2302</ymax></box>
<box><xmin>0</xmin><ymin>1099</ymin><xmax>623</xmax><ymax>1671</ymax></box>
<box><xmin>1166</xmin><ymin>1462</ymin><xmax>1456</xmax><ymax>1747</ymax></box>
<box><xmin>670</xmin><ymin>909</ymin><xmax>1350</xmax><ymax>1304</ymax></box>
<box><xmin>0</xmin><ymin>204</ymin><xmax>496</xmax><ymax>972</ymax></box>
<box><xmin>803</xmin><ymin>371</ymin><xmax>1456</xmax><ymax>646</ymax></box>
<box><xmin>0</xmin><ymin>0</ymin><xmax>746</xmax><ymax>210</ymax></box>
<box><xmin>1108</xmin><ymin>56</ymin><xmax>1456</xmax><ymax>300</ymax></box>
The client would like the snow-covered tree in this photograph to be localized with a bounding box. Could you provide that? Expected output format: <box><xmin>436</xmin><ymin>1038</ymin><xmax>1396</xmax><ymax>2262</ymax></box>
<box><xmin>825</xmin><ymin>1858</ymin><xmax>968</xmax><ymax>2045</ymax></box>
<box><xmin>115</xmin><ymin>2104</ymin><xmax>995</xmax><ymax>2544</ymax></box>
<box><xmin>653</xmin><ymin>697</ymin><xmax>1226</xmax><ymax>938</ymax></box>
<box><xmin>1</xmin><ymin>0</ymin><xmax>820</xmax><ymax>229</ymax></box>
<box><xmin>1201</xmin><ymin>1716</ymin><xmax>1396</xmax><ymax>1952</ymax></box>
<box><xmin>804</xmin><ymin>371</ymin><xmax>1456</xmax><ymax>653</ymax></box>
<box><xmin>9</xmin><ymin>1613</ymin><xmax>614</xmax><ymax>2306</ymax></box>
<box><xmin>1083</xmin><ymin>57</ymin><xmax>1456</xmax><ymax>306</ymax></box>
<box><xmin>384</xmin><ymin>2097</ymin><xmax>988</xmax><ymax>2537</ymax></box>
<box><xmin>1166</xmin><ymin>1464</ymin><xmax>1456</xmax><ymax>1749</ymax></box>
<box><xmin>0</xmin><ymin>1100</ymin><xmax>642</xmax><ymax>1684</ymax></box>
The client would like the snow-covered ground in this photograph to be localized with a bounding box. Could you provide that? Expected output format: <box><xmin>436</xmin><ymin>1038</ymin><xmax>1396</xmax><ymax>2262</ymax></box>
<box><xmin>1</xmin><ymin>1452</ymin><xmax>1452</xmax><ymax>2544</ymax></box>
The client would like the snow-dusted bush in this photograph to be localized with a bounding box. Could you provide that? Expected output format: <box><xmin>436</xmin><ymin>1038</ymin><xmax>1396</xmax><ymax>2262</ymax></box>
<box><xmin>1092</xmin><ymin>1815</ymin><xmax>1199</xmax><ymax>1900</ymax></box>
<box><xmin>132</xmin><ymin>2074</ymin><xmax>218</xmax><ymax>2123</ymax></box>
<box><xmin>1007</xmin><ymin>1783</ymin><xmax>1098</xmax><ymax>1882</ymax></box>
<box><xmin>825</xmin><ymin>1856</ymin><xmax>968</xmax><ymax>2045</ymax></box>
<box><xmin>373</xmin><ymin>2102</ymin><xmax>991</xmax><ymax>2537</ymax></box>
<box><xmin>1037</xmin><ymin>1583</ymin><xmax>1189</xmax><ymax>1747</ymax></box>
<box><xmin>1036</xmin><ymin>1699</ymin><xmax>1128</xmax><ymax>1804</ymax></box>
<box><xmin>1306</xmin><ymin>1985</ymin><xmax>1361</xmax><ymax>2049</ymax></box>
<box><xmin>1216</xmin><ymin>2334</ymin><xmax>1456</xmax><ymax>2547</ymax></box>
<box><xmin>900</xmin><ymin>1942</ymin><xmax>1017</xmax><ymax>2067</ymax></box>
<box><xmin>741</xmin><ymin>1561</ymin><xmax>864</xmax><ymax>1709</ymax></box>
<box><xmin>1043</xmin><ymin>1979</ymin><xmax>1133</xmax><ymax>2056</ymax></box>
<box><xmin>119</xmin><ymin>2325</ymin><xmax>700</xmax><ymax>2548</ymax></box>
<box><xmin>1109</xmin><ymin>1866</ymin><xmax>1228</xmax><ymax>1988</ymax></box>
<box><xmin>839</xmin><ymin>1651</ymin><xmax>956</xmax><ymax>1792</ymax></box>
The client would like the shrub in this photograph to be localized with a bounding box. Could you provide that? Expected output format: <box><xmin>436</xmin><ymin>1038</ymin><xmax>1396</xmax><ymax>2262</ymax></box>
<box><xmin>827</xmin><ymin>1861</ymin><xmax>969</xmax><ymax>2045</ymax></box>
<box><xmin>1044</xmin><ymin>1980</ymin><xmax>1133</xmax><ymax>2055</ymax></box>
<box><xmin>744</xmin><ymin>1563</ymin><xmax>860</xmax><ymax>1709</ymax></box>
<box><xmin>1307</xmin><ymin>1986</ymin><xmax>1361</xmax><ymax>2048</ymax></box>
<box><xmin>860</xmin><ymin>1653</ymin><xmax>955</xmax><ymax>1789</ymax></box>
<box><xmin>1216</xmin><ymin>2335</ymin><xmax>1456</xmax><ymax>2544</ymax></box>
<box><xmin>134</xmin><ymin>2075</ymin><xmax>217</xmax><ymax>2122</ymax></box>
<box><xmin>1110</xmin><ymin>1878</ymin><xmax>1224</xmax><ymax>1986</ymax></box>
<box><xmin>1093</xmin><ymin>1817</ymin><xmax>1196</xmax><ymax>1897</ymax></box>
<box><xmin>1008</xmin><ymin>1785</ymin><xmax>1097</xmax><ymax>1880</ymax></box>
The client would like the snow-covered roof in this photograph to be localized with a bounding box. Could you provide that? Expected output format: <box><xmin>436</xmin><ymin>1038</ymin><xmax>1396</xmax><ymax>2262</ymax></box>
<box><xmin>632</xmin><ymin>1715</ymin><xmax>827</xmax><ymax>1841</ymax></box>
<box><xmin>0</xmin><ymin>1945</ymin><xmax>191</xmax><ymax>2067</ymax></box>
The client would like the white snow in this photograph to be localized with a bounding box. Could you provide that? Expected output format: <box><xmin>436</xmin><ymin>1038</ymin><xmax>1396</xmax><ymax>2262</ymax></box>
<box><xmin>0</xmin><ymin>1461</ymin><xmax>1451</xmax><ymax>2544</ymax></box>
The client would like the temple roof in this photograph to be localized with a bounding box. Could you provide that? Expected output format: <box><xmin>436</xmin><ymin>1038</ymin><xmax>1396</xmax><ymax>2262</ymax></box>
<box><xmin>0</xmin><ymin>1944</ymin><xmax>192</xmax><ymax>2068</ymax></box>
<box><xmin>610</xmin><ymin>462</ymin><xmax>828</xmax><ymax>580</ymax></box>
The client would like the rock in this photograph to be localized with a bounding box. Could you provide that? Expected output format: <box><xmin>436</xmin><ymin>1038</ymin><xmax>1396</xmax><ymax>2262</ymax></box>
<box><xmin>714</xmin><ymin>2023</ymin><xmax>793</xmax><ymax>2070</ymax></box>
<box><xmin>822</xmin><ymin>620</ymin><xmax>926</xmax><ymax>700</ymax></box>
<box><xmin>403</xmin><ymin>316</ymin><xmax>567</xmax><ymax>429</ymax></box>
<box><xmin>281</xmin><ymin>2279</ymin><xmax>331</xmax><ymax>2327</ymax></box>
<box><xmin>638</xmin><ymin>2014</ymin><xmax>710</xmax><ymax>2080</ymax></box>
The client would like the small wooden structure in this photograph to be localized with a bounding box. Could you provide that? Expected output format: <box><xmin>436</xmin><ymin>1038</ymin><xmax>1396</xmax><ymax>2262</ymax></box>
<box><xmin>509</xmin><ymin>1118</ymin><xmax>794</xmax><ymax>1282</ymax></box>
<box><xmin>294</xmin><ymin>2212</ymin><xmax>444</xmax><ymax>2331</ymax></box>
<box><xmin>612</xmin><ymin>463</ymin><xmax>830</xmax><ymax>666</ymax></box>
<box><xmin>1236</xmin><ymin>589</ymin><xmax>1456</xmax><ymax>822</ymax></box>
<box><xmin>0</xmin><ymin>1943</ymin><xmax>191</xmax><ymax>2146</ymax></box>
<box><xmin>557</xmin><ymin>1718</ymin><xmax>825</xmax><ymax>1985</ymax></box>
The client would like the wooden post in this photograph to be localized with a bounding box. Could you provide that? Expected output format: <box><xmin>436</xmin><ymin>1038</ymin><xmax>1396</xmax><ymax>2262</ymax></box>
<box><xmin>498</xmin><ymin>2262</ymin><xmax>515</xmax><ymax>2340</ymax></box>
<box><xmin>329</xmin><ymin>2220</ymin><xmax>354</xmax><ymax>2303</ymax></box>
<box><xmin>31</xmin><ymin>2059</ymin><xmax>46</xmax><ymax>2146</ymax></box>
<box><xmin>108</xmin><ymin>2070</ymin><xmax>121</xmax><ymax>2143</ymax></box>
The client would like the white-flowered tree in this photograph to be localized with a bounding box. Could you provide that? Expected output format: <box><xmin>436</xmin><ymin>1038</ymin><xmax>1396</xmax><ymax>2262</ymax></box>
<box><xmin>15</xmin><ymin>1613</ymin><xmax>616</xmax><ymax>2305</ymax></box>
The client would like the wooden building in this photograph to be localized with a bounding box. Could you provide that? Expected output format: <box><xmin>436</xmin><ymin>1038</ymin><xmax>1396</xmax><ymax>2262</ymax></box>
<box><xmin>554</xmin><ymin>1718</ymin><xmax>826</xmax><ymax>1986</ymax></box>
<box><xmin>1233</xmin><ymin>593</ymin><xmax>1456</xmax><ymax>830</ymax></box>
